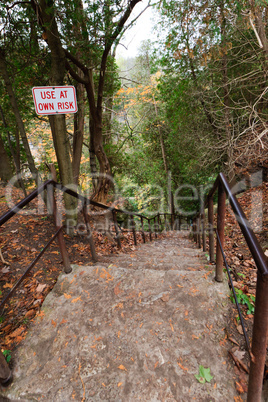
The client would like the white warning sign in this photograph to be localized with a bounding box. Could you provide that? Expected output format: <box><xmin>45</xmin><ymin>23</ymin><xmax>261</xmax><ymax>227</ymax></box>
<box><xmin>32</xmin><ymin>86</ymin><xmax>77</xmax><ymax>115</ymax></box>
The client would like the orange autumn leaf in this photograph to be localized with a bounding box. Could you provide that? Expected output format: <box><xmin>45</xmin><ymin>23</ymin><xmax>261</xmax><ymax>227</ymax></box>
<box><xmin>169</xmin><ymin>319</ymin><xmax>174</xmax><ymax>332</ymax></box>
<box><xmin>118</xmin><ymin>364</ymin><xmax>127</xmax><ymax>371</ymax></box>
<box><xmin>118</xmin><ymin>382</ymin><xmax>123</xmax><ymax>387</ymax></box>
<box><xmin>60</xmin><ymin>319</ymin><xmax>68</xmax><ymax>324</ymax></box>
<box><xmin>36</xmin><ymin>310</ymin><xmax>45</xmax><ymax>319</ymax></box>
<box><xmin>51</xmin><ymin>320</ymin><xmax>57</xmax><ymax>327</ymax></box>
<box><xmin>9</xmin><ymin>327</ymin><xmax>25</xmax><ymax>338</ymax></box>
<box><xmin>71</xmin><ymin>296</ymin><xmax>82</xmax><ymax>303</ymax></box>
<box><xmin>64</xmin><ymin>293</ymin><xmax>72</xmax><ymax>299</ymax></box>
<box><xmin>192</xmin><ymin>334</ymin><xmax>199</xmax><ymax>340</ymax></box>
<box><xmin>3</xmin><ymin>283</ymin><xmax>13</xmax><ymax>289</ymax></box>
<box><xmin>114</xmin><ymin>281</ymin><xmax>121</xmax><ymax>295</ymax></box>
<box><xmin>177</xmin><ymin>362</ymin><xmax>188</xmax><ymax>372</ymax></box>
<box><xmin>236</xmin><ymin>382</ymin><xmax>244</xmax><ymax>394</ymax></box>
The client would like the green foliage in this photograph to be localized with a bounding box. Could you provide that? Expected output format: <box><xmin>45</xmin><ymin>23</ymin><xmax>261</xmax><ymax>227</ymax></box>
<box><xmin>230</xmin><ymin>288</ymin><xmax>255</xmax><ymax>315</ymax></box>
<box><xmin>2</xmin><ymin>349</ymin><xmax>11</xmax><ymax>363</ymax></box>
<box><xmin>195</xmin><ymin>365</ymin><xmax>213</xmax><ymax>383</ymax></box>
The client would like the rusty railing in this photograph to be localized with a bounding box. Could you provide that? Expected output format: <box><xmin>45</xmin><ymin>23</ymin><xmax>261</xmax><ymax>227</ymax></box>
<box><xmin>192</xmin><ymin>172</ymin><xmax>268</xmax><ymax>402</ymax></box>
<box><xmin>0</xmin><ymin>180</ymin><xmax>190</xmax><ymax>383</ymax></box>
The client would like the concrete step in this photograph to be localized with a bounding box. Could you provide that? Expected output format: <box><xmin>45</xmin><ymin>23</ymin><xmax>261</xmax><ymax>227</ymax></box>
<box><xmin>1</xmin><ymin>232</ymin><xmax>238</xmax><ymax>401</ymax></box>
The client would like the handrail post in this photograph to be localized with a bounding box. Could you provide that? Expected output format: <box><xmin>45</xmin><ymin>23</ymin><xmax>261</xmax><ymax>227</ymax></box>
<box><xmin>164</xmin><ymin>214</ymin><xmax>167</xmax><ymax>231</ymax></box>
<box><xmin>140</xmin><ymin>217</ymin><xmax>146</xmax><ymax>243</ymax></box>
<box><xmin>148</xmin><ymin>219</ymin><xmax>152</xmax><ymax>241</ymax></box>
<box><xmin>216</xmin><ymin>182</ymin><xmax>226</xmax><ymax>282</ymax></box>
<box><xmin>201</xmin><ymin>205</ymin><xmax>206</xmax><ymax>252</ymax></box>
<box><xmin>174</xmin><ymin>214</ymin><xmax>178</xmax><ymax>230</ymax></box>
<box><xmin>247</xmin><ymin>273</ymin><xmax>268</xmax><ymax>402</ymax></box>
<box><xmin>112</xmin><ymin>209</ymin><xmax>121</xmax><ymax>249</ymax></box>
<box><xmin>130</xmin><ymin>214</ymin><xmax>137</xmax><ymax>246</ymax></box>
<box><xmin>49</xmin><ymin>182</ymin><xmax>71</xmax><ymax>274</ymax></box>
<box><xmin>154</xmin><ymin>217</ymin><xmax>157</xmax><ymax>239</ymax></box>
<box><xmin>197</xmin><ymin>216</ymin><xmax>201</xmax><ymax>248</ymax></box>
<box><xmin>193</xmin><ymin>218</ymin><xmax>197</xmax><ymax>243</ymax></box>
<box><xmin>157</xmin><ymin>213</ymin><xmax>161</xmax><ymax>231</ymax></box>
<box><xmin>171</xmin><ymin>213</ymin><xmax>174</xmax><ymax>230</ymax></box>
<box><xmin>179</xmin><ymin>215</ymin><xmax>181</xmax><ymax>230</ymax></box>
<box><xmin>82</xmin><ymin>203</ymin><xmax>98</xmax><ymax>262</ymax></box>
<box><xmin>208</xmin><ymin>196</ymin><xmax>215</xmax><ymax>263</ymax></box>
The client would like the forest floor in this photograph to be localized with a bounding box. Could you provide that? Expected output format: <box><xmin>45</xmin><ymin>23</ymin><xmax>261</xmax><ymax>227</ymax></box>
<box><xmin>0</xmin><ymin>182</ymin><xmax>267</xmax><ymax>400</ymax></box>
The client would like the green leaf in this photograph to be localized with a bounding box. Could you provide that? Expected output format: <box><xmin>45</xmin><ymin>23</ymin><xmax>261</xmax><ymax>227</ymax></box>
<box><xmin>195</xmin><ymin>365</ymin><xmax>213</xmax><ymax>383</ymax></box>
<box><xmin>2</xmin><ymin>350</ymin><xmax>11</xmax><ymax>363</ymax></box>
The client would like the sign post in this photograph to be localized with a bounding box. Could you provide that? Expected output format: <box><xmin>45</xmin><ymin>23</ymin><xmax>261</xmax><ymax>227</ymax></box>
<box><xmin>32</xmin><ymin>86</ymin><xmax>77</xmax><ymax>115</ymax></box>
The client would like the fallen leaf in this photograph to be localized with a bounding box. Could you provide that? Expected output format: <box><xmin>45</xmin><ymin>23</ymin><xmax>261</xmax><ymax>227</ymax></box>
<box><xmin>71</xmin><ymin>296</ymin><xmax>82</xmax><ymax>303</ymax></box>
<box><xmin>118</xmin><ymin>364</ymin><xmax>127</xmax><ymax>371</ymax></box>
<box><xmin>161</xmin><ymin>293</ymin><xmax>169</xmax><ymax>302</ymax></box>
<box><xmin>3</xmin><ymin>283</ymin><xmax>13</xmax><ymax>289</ymax></box>
<box><xmin>195</xmin><ymin>365</ymin><xmax>213</xmax><ymax>383</ymax></box>
<box><xmin>36</xmin><ymin>283</ymin><xmax>47</xmax><ymax>293</ymax></box>
<box><xmin>9</xmin><ymin>327</ymin><xmax>25</xmax><ymax>338</ymax></box>
<box><xmin>60</xmin><ymin>319</ymin><xmax>68</xmax><ymax>324</ymax></box>
<box><xmin>236</xmin><ymin>381</ymin><xmax>244</xmax><ymax>394</ymax></box>
<box><xmin>25</xmin><ymin>309</ymin><xmax>36</xmax><ymax>319</ymax></box>
<box><xmin>177</xmin><ymin>362</ymin><xmax>188</xmax><ymax>372</ymax></box>
<box><xmin>114</xmin><ymin>282</ymin><xmax>122</xmax><ymax>296</ymax></box>
<box><xmin>233</xmin><ymin>350</ymin><xmax>246</xmax><ymax>360</ymax></box>
<box><xmin>1</xmin><ymin>267</ymin><xmax>10</xmax><ymax>273</ymax></box>
<box><xmin>169</xmin><ymin>320</ymin><xmax>174</xmax><ymax>332</ymax></box>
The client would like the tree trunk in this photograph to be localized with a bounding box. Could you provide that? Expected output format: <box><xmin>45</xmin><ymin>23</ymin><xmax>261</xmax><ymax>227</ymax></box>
<box><xmin>48</xmin><ymin>115</ymin><xmax>77</xmax><ymax>222</ymax></box>
<box><xmin>39</xmin><ymin>0</ymin><xmax>77</xmax><ymax>225</ymax></box>
<box><xmin>91</xmin><ymin>120</ymin><xmax>113</xmax><ymax>203</ymax></box>
<box><xmin>89</xmin><ymin>117</ymin><xmax>98</xmax><ymax>192</ymax></box>
<box><xmin>0</xmin><ymin>48</ymin><xmax>38</xmax><ymax>184</ymax></box>
<box><xmin>0</xmin><ymin>133</ymin><xmax>13</xmax><ymax>182</ymax></box>
<box><xmin>220</xmin><ymin>1</ymin><xmax>235</xmax><ymax>184</ymax></box>
<box><xmin>72</xmin><ymin>77</ymin><xmax>85</xmax><ymax>186</ymax></box>
<box><xmin>152</xmin><ymin>93</ymin><xmax>168</xmax><ymax>174</ymax></box>
<box><xmin>0</xmin><ymin>104</ymin><xmax>27</xmax><ymax>194</ymax></box>
<box><xmin>64</xmin><ymin>0</ymin><xmax>142</xmax><ymax>202</ymax></box>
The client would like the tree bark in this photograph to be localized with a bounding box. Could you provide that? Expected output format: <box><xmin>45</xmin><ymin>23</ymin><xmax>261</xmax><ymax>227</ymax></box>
<box><xmin>0</xmin><ymin>48</ymin><xmax>39</xmax><ymax>184</ymax></box>
<box><xmin>0</xmin><ymin>133</ymin><xmax>13</xmax><ymax>182</ymax></box>
<box><xmin>73</xmin><ymin>76</ymin><xmax>85</xmax><ymax>186</ymax></box>
<box><xmin>220</xmin><ymin>1</ymin><xmax>235</xmax><ymax>184</ymax></box>
<box><xmin>65</xmin><ymin>0</ymin><xmax>142</xmax><ymax>202</ymax></box>
<box><xmin>38</xmin><ymin>0</ymin><xmax>77</xmax><ymax>224</ymax></box>
<box><xmin>0</xmin><ymin>104</ymin><xmax>27</xmax><ymax>194</ymax></box>
<box><xmin>89</xmin><ymin>116</ymin><xmax>98</xmax><ymax>192</ymax></box>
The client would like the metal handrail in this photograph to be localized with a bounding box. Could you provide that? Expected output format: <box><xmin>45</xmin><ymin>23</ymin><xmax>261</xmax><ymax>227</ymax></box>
<box><xmin>218</xmin><ymin>173</ymin><xmax>267</xmax><ymax>276</ymax></box>
<box><xmin>192</xmin><ymin>172</ymin><xmax>268</xmax><ymax>402</ymax></box>
<box><xmin>0</xmin><ymin>180</ymin><xmax>53</xmax><ymax>226</ymax></box>
<box><xmin>0</xmin><ymin>179</ymin><xmax>187</xmax><ymax>385</ymax></box>
<box><xmin>0</xmin><ymin>227</ymin><xmax>63</xmax><ymax>311</ymax></box>
<box><xmin>215</xmin><ymin>230</ymin><xmax>251</xmax><ymax>353</ymax></box>
<box><xmin>0</xmin><ymin>180</ymin><xmax>186</xmax><ymax>307</ymax></box>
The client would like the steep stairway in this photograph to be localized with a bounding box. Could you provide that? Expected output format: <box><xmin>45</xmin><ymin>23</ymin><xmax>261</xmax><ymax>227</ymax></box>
<box><xmin>2</xmin><ymin>231</ymin><xmax>238</xmax><ymax>401</ymax></box>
